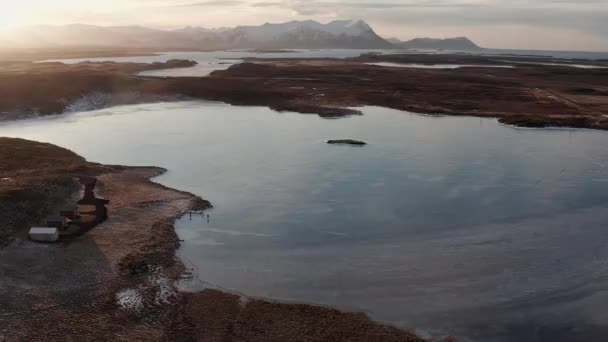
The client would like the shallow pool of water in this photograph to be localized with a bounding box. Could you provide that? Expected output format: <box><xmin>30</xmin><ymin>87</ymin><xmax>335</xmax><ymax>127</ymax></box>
<box><xmin>494</xmin><ymin>60</ymin><xmax>608</xmax><ymax>69</ymax></box>
<box><xmin>2</xmin><ymin>103</ymin><xmax>608</xmax><ymax>341</ymax></box>
<box><xmin>366</xmin><ymin>62</ymin><xmax>514</xmax><ymax>69</ymax></box>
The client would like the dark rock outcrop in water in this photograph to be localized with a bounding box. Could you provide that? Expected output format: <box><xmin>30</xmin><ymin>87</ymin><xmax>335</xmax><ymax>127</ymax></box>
<box><xmin>327</xmin><ymin>139</ymin><xmax>367</xmax><ymax>146</ymax></box>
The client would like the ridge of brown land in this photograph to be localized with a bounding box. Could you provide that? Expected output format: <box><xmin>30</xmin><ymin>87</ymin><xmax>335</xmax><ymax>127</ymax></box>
<box><xmin>0</xmin><ymin>47</ymin><xmax>162</xmax><ymax>62</ymax></box>
<box><xmin>202</xmin><ymin>57</ymin><xmax>608</xmax><ymax>128</ymax></box>
<box><xmin>0</xmin><ymin>59</ymin><xmax>196</xmax><ymax>120</ymax></box>
<box><xmin>0</xmin><ymin>138</ymin><xmax>427</xmax><ymax>341</ymax></box>
<box><xmin>1</xmin><ymin>53</ymin><xmax>607</xmax><ymax>129</ymax></box>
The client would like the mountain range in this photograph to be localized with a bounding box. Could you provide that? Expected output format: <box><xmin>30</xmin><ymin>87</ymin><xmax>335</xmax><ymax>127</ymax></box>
<box><xmin>0</xmin><ymin>20</ymin><xmax>481</xmax><ymax>51</ymax></box>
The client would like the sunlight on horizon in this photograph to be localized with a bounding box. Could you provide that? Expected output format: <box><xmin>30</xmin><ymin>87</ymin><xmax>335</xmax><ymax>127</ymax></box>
<box><xmin>0</xmin><ymin>2</ymin><xmax>25</xmax><ymax>29</ymax></box>
<box><xmin>0</xmin><ymin>0</ymin><xmax>137</xmax><ymax>30</ymax></box>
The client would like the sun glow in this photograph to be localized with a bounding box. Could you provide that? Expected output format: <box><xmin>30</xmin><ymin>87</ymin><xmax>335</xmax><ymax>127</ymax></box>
<box><xmin>0</xmin><ymin>0</ymin><xmax>97</xmax><ymax>30</ymax></box>
<box><xmin>0</xmin><ymin>3</ymin><xmax>24</xmax><ymax>29</ymax></box>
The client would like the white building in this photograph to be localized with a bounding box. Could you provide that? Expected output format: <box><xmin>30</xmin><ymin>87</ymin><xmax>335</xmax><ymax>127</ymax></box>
<box><xmin>29</xmin><ymin>227</ymin><xmax>59</xmax><ymax>242</ymax></box>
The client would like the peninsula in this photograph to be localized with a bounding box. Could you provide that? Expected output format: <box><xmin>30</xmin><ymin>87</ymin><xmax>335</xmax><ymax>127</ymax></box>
<box><xmin>0</xmin><ymin>137</ymin><xmax>425</xmax><ymax>341</ymax></box>
<box><xmin>1</xmin><ymin>52</ymin><xmax>607</xmax><ymax>130</ymax></box>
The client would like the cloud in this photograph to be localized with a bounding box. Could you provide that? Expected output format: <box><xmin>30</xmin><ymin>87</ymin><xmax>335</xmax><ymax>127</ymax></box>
<box><xmin>180</xmin><ymin>0</ymin><xmax>246</xmax><ymax>6</ymax></box>
<box><xmin>238</xmin><ymin>0</ymin><xmax>608</xmax><ymax>49</ymax></box>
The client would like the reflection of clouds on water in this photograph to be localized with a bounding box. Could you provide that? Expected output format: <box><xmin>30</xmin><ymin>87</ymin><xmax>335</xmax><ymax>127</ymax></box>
<box><xmin>310</xmin><ymin>207</ymin><xmax>334</xmax><ymax>215</ymax></box>
<box><xmin>445</xmin><ymin>184</ymin><xmax>479</xmax><ymax>199</ymax></box>
<box><xmin>197</xmin><ymin>227</ymin><xmax>279</xmax><ymax>238</ymax></box>
<box><xmin>176</xmin><ymin>228</ymin><xmax>225</xmax><ymax>246</ymax></box>
<box><xmin>407</xmin><ymin>174</ymin><xmax>445</xmax><ymax>183</ymax></box>
<box><xmin>321</xmin><ymin>231</ymin><xmax>349</xmax><ymax>237</ymax></box>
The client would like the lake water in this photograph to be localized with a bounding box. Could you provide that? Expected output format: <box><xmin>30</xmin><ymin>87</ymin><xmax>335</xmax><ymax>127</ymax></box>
<box><xmin>41</xmin><ymin>49</ymin><xmax>386</xmax><ymax>77</ymax></box>
<box><xmin>2</xmin><ymin>103</ymin><xmax>608</xmax><ymax>342</ymax></box>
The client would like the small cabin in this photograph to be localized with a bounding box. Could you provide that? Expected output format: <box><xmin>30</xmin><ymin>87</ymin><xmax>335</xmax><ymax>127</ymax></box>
<box><xmin>77</xmin><ymin>177</ymin><xmax>110</xmax><ymax>227</ymax></box>
<box><xmin>29</xmin><ymin>227</ymin><xmax>60</xmax><ymax>242</ymax></box>
<box><xmin>77</xmin><ymin>198</ymin><xmax>109</xmax><ymax>224</ymax></box>
<box><xmin>46</xmin><ymin>216</ymin><xmax>69</xmax><ymax>231</ymax></box>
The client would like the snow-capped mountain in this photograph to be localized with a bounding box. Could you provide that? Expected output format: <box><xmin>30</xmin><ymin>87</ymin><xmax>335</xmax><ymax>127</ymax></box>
<box><xmin>2</xmin><ymin>20</ymin><xmax>392</xmax><ymax>50</ymax></box>
<box><xmin>172</xmin><ymin>19</ymin><xmax>392</xmax><ymax>49</ymax></box>
<box><xmin>225</xmin><ymin>20</ymin><xmax>376</xmax><ymax>42</ymax></box>
<box><xmin>241</xmin><ymin>20</ymin><xmax>389</xmax><ymax>48</ymax></box>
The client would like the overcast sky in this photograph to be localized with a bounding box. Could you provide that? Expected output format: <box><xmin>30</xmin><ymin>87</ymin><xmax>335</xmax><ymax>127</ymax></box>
<box><xmin>2</xmin><ymin>0</ymin><xmax>608</xmax><ymax>51</ymax></box>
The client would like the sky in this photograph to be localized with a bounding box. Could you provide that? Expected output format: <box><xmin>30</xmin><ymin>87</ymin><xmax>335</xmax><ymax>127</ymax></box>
<box><xmin>1</xmin><ymin>0</ymin><xmax>607</xmax><ymax>51</ymax></box>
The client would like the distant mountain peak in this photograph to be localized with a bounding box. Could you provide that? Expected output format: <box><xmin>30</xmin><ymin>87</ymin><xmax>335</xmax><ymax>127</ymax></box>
<box><xmin>218</xmin><ymin>19</ymin><xmax>391</xmax><ymax>48</ymax></box>
<box><xmin>346</xmin><ymin>19</ymin><xmax>371</xmax><ymax>28</ymax></box>
<box><xmin>396</xmin><ymin>37</ymin><xmax>481</xmax><ymax>51</ymax></box>
<box><xmin>325</xmin><ymin>19</ymin><xmax>373</xmax><ymax>35</ymax></box>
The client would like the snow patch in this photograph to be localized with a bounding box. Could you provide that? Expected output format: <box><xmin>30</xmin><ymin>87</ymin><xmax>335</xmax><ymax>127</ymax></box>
<box><xmin>65</xmin><ymin>92</ymin><xmax>140</xmax><ymax>113</ymax></box>
<box><xmin>116</xmin><ymin>288</ymin><xmax>144</xmax><ymax>312</ymax></box>
<box><xmin>148</xmin><ymin>268</ymin><xmax>177</xmax><ymax>305</ymax></box>
<box><xmin>116</xmin><ymin>266</ymin><xmax>178</xmax><ymax>314</ymax></box>
<box><xmin>63</xmin><ymin>92</ymin><xmax>187</xmax><ymax>114</ymax></box>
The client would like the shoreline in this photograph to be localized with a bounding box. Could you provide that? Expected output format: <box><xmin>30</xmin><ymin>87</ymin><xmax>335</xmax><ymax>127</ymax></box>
<box><xmin>1</xmin><ymin>52</ymin><xmax>607</xmax><ymax>130</ymax></box>
<box><xmin>0</xmin><ymin>137</ymin><xmax>427</xmax><ymax>341</ymax></box>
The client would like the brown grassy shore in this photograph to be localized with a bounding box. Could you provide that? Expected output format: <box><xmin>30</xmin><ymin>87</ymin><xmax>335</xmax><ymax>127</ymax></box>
<box><xmin>208</xmin><ymin>57</ymin><xmax>608</xmax><ymax>128</ymax></box>
<box><xmin>1</xmin><ymin>53</ymin><xmax>608</xmax><ymax>129</ymax></box>
<box><xmin>0</xmin><ymin>137</ymin><xmax>426</xmax><ymax>342</ymax></box>
<box><xmin>0</xmin><ymin>47</ymin><xmax>162</xmax><ymax>62</ymax></box>
<box><xmin>0</xmin><ymin>59</ymin><xmax>196</xmax><ymax>120</ymax></box>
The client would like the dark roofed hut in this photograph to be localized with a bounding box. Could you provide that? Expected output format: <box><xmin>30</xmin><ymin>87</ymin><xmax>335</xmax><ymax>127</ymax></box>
<box><xmin>77</xmin><ymin>177</ymin><xmax>110</xmax><ymax>227</ymax></box>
